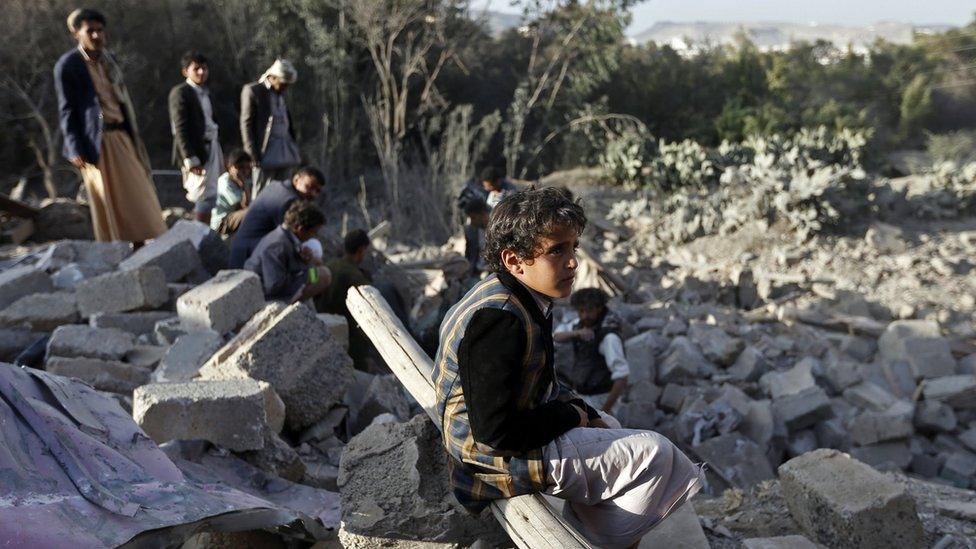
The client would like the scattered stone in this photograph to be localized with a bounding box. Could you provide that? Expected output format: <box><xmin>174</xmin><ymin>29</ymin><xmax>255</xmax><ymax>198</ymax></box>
<box><xmin>153</xmin><ymin>331</ymin><xmax>223</xmax><ymax>382</ymax></box>
<box><xmin>317</xmin><ymin>313</ymin><xmax>350</xmax><ymax>351</ymax></box>
<box><xmin>848</xmin><ymin>442</ymin><xmax>913</xmax><ymax>471</ymax></box>
<box><xmin>822</xmin><ymin>354</ymin><xmax>862</xmax><ymax>393</ymax></box>
<box><xmin>177</xmin><ymin>270</ymin><xmax>265</xmax><ymax>334</ymax></box>
<box><xmin>151</xmin><ymin>219</ymin><xmax>228</xmax><ymax>275</ymax></box>
<box><xmin>922</xmin><ymin>375</ymin><xmax>976</xmax><ymax>409</ymax></box>
<box><xmin>849</xmin><ymin>401</ymin><xmax>915</xmax><ymax>446</ymax></box>
<box><xmin>693</xmin><ymin>433</ymin><xmax>775</xmax><ymax>489</ymax></box>
<box><xmin>742</xmin><ymin>535</ymin><xmax>818</xmax><ymax>549</ymax></box>
<box><xmin>338</xmin><ymin>414</ymin><xmax>503</xmax><ymax>546</ymax></box>
<box><xmin>0</xmin><ymin>329</ymin><xmax>45</xmax><ymax>362</ymax></box>
<box><xmin>0</xmin><ymin>292</ymin><xmax>78</xmax><ymax>331</ymax></box>
<box><xmin>689</xmin><ymin>324</ymin><xmax>743</xmax><ymax>366</ymax></box>
<box><xmin>659</xmin><ymin>337</ymin><xmax>710</xmax><ymax>383</ymax></box>
<box><xmin>760</xmin><ymin>359</ymin><xmax>817</xmax><ymax>399</ymax></box>
<box><xmin>624</xmin><ymin>331</ymin><xmax>659</xmax><ymax>384</ymax></box>
<box><xmin>727</xmin><ymin>346</ymin><xmax>769</xmax><ymax>382</ymax></box>
<box><xmin>45</xmin><ymin>356</ymin><xmax>150</xmax><ymax>394</ymax></box>
<box><xmin>0</xmin><ymin>265</ymin><xmax>53</xmax><ymax>309</ymax></box>
<box><xmin>76</xmin><ymin>267</ymin><xmax>169</xmax><ymax>316</ymax></box>
<box><xmin>239</xmin><ymin>429</ymin><xmax>305</xmax><ymax>482</ymax></box>
<box><xmin>939</xmin><ymin>451</ymin><xmax>976</xmax><ymax>489</ymax></box>
<box><xmin>865</xmin><ymin>222</ymin><xmax>907</xmax><ymax>254</ymax></box>
<box><xmin>119</xmin><ymin>238</ymin><xmax>203</xmax><ymax>283</ymax></box>
<box><xmin>771</xmin><ymin>387</ymin><xmax>832</xmax><ymax>432</ymax></box>
<box><xmin>199</xmin><ymin>302</ymin><xmax>353</xmax><ymax>430</ymax></box>
<box><xmin>878</xmin><ymin>320</ymin><xmax>956</xmax><ymax>380</ymax></box>
<box><xmin>348</xmin><ymin>374</ymin><xmax>410</xmax><ymax>435</ymax></box>
<box><xmin>914</xmin><ymin>400</ymin><xmax>958</xmax><ymax>434</ymax></box>
<box><xmin>778</xmin><ymin>448</ymin><xmax>925</xmax><ymax>548</ymax></box>
<box><xmin>90</xmin><ymin>311</ymin><xmax>176</xmax><ymax>336</ymax></box>
<box><xmin>46</xmin><ymin>325</ymin><xmax>135</xmax><ymax>361</ymax></box>
<box><xmin>35</xmin><ymin>240</ymin><xmax>131</xmax><ymax>273</ymax></box>
<box><xmin>132</xmin><ymin>378</ymin><xmax>285</xmax><ymax>451</ymax></box>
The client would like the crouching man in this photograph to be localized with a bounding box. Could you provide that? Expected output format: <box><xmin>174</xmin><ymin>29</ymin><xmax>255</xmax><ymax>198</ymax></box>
<box><xmin>432</xmin><ymin>187</ymin><xmax>702</xmax><ymax>548</ymax></box>
<box><xmin>244</xmin><ymin>200</ymin><xmax>331</xmax><ymax>304</ymax></box>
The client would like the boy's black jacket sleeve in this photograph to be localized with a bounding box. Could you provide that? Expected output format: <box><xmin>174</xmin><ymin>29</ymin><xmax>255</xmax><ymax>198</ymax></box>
<box><xmin>458</xmin><ymin>308</ymin><xmax>581</xmax><ymax>453</ymax></box>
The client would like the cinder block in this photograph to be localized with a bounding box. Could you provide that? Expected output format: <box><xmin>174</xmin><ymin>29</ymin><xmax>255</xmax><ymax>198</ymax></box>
<box><xmin>119</xmin><ymin>239</ymin><xmax>203</xmax><ymax>282</ymax></box>
<box><xmin>46</xmin><ymin>325</ymin><xmax>135</xmax><ymax>361</ymax></box>
<box><xmin>76</xmin><ymin>267</ymin><xmax>168</xmax><ymax>316</ymax></box>
<box><xmin>772</xmin><ymin>387</ymin><xmax>832</xmax><ymax>431</ymax></box>
<box><xmin>879</xmin><ymin>320</ymin><xmax>956</xmax><ymax>380</ymax></box>
<box><xmin>778</xmin><ymin>448</ymin><xmax>924</xmax><ymax>548</ymax></box>
<box><xmin>46</xmin><ymin>356</ymin><xmax>150</xmax><ymax>393</ymax></box>
<box><xmin>176</xmin><ymin>270</ymin><xmax>264</xmax><ymax>334</ymax></box>
<box><xmin>153</xmin><ymin>331</ymin><xmax>223</xmax><ymax>382</ymax></box>
<box><xmin>0</xmin><ymin>292</ymin><xmax>78</xmax><ymax>331</ymax></box>
<box><xmin>922</xmin><ymin>375</ymin><xmax>976</xmax><ymax>409</ymax></box>
<box><xmin>90</xmin><ymin>310</ymin><xmax>176</xmax><ymax>335</ymax></box>
<box><xmin>0</xmin><ymin>266</ymin><xmax>53</xmax><ymax>309</ymax></box>
<box><xmin>132</xmin><ymin>378</ymin><xmax>285</xmax><ymax>451</ymax></box>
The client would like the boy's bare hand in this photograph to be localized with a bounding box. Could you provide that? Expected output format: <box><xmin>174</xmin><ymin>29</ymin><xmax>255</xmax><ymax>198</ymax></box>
<box><xmin>590</xmin><ymin>418</ymin><xmax>611</xmax><ymax>429</ymax></box>
<box><xmin>575</xmin><ymin>328</ymin><xmax>595</xmax><ymax>342</ymax></box>
<box><xmin>571</xmin><ymin>404</ymin><xmax>589</xmax><ymax>427</ymax></box>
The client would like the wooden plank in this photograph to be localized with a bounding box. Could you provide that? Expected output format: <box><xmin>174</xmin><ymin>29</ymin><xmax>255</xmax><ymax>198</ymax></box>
<box><xmin>346</xmin><ymin>285</ymin><xmax>592</xmax><ymax>549</ymax></box>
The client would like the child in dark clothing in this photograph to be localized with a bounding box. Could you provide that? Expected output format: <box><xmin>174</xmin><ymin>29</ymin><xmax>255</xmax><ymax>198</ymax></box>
<box><xmin>432</xmin><ymin>187</ymin><xmax>701</xmax><ymax>549</ymax></box>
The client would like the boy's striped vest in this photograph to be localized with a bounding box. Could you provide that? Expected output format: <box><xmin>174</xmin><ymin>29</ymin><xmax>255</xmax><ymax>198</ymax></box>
<box><xmin>432</xmin><ymin>273</ymin><xmax>562</xmax><ymax>513</ymax></box>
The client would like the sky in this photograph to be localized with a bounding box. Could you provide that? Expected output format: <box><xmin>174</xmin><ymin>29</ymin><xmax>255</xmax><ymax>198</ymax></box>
<box><xmin>473</xmin><ymin>1</ymin><xmax>976</xmax><ymax>34</ymax></box>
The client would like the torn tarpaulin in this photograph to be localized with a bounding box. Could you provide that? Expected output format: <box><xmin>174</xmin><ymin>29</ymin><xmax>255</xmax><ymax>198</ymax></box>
<box><xmin>0</xmin><ymin>363</ymin><xmax>337</xmax><ymax>547</ymax></box>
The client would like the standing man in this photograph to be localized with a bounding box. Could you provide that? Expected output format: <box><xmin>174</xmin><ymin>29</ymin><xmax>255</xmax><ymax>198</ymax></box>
<box><xmin>229</xmin><ymin>166</ymin><xmax>324</xmax><ymax>268</ymax></box>
<box><xmin>169</xmin><ymin>51</ymin><xmax>222</xmax><ymax>224</ymax></box>
<box><xmin>54</xmin><ymin>8</ymin><xmax>166</xmax><ymax>244</ymax></box>
<box><xmin>241</xmin><ymin>59</ymin><xmax>300</xmax><ymax>197</ymax></box>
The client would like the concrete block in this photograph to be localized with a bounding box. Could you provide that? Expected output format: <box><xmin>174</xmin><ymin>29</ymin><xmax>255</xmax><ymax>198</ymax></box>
<box><xmin>153</xmin><ymin>331</ymin><xmax>223</xmax><ymax>382</ymax></box>
<box><xmin>778</xmin><ymin>448</ymin><xmax>924</xmax><ymax>548</ymax></box>
<box><xmin>76</xmin><ymin>267</ymin><xmax>169</xmax><ymax>316</ymax></box>
<box><xmin>849</xmin><ymin>442</ymin><xmax>913</xmax><ymax>471</ymax></box>
<box><xmin>692</xmin><ymin>433</ymin><xmax>774</xmax><ymax>489</ymax></box>
<box><xmin>688</xmin><ymin>323</ymin><xmax>743</xmax><ymax>366</ymax></box>
<box><xmin>154</xmin><ymin>316</ymin><xmax>188</xmax><ymax>346</ymax></box>
<box><xmin>176</xmin><ymin>270</ymin><xmax>264</xmax><ymax>334</ymax></box>
<box><xmin>727</xmin><ymin>346</ymin><xmax>769</xmax><ymax>382</ymax></box>
<box><xmin>35</xmin><ymin>240</ymin><xmax>131</xmax><ymax>272</ymax></box>
<box><xmin>126</xmin><ymin>344</ymin><xmax>168</xmax><ymax>369</ymax></box>
<box><xmin>939</xmin><ymin>451</ymin><xmax>976</xmax><ymax>488</ymax></box>
<box><xmin>843</xmin><ymin>381</ymin><xmax>897</xmax><ymax>412</ymax></box>
<box><xmin>760</xmin><ymin>360</ymin><xmax>817</xmax><ymax>399</ymax></box>
<box><xmin>822</xmin><ymin>353</ymin><xmax>862</xmax><ymax>393</ymax></box>
<box><xmin>772</xmin><ymin>387</ymin><xmax>832</xmax><ymax>432</ymax></box>
<box><xmin>46</xmin><ymin>325</ymin><xmax>135</xmax><ymax>361</ymax></box>
<box><xmin>658</xmin><ymin>337</ymin><xmax>709</xmax><ymax>383</ymax></box>
<box><xmin>0</xmin><ymin>329</ymin><xmax>45</xmax><ymax>362</ymax></box>
<box><xmin>89</xmin><ymin>310</ymin><xmax>175</xmax><ymax>336</ymax></box>
<box><xmin>133</xmin><ymin>378</ymin><xmax>285</xmax><ymax>451</ymax></box>
<box><xmin>119</xmin><ymin>238</ymin><xmax>203</xmax><ymax>282</ymax></box>
<box><xmin>624</xmin><ymin>331</ymin><xmax>659</xmax><ymax>384</ymax></box>
<box><xmin>347</xmin><ymin>374</ymin><xmax>410</xmax><ymax>435</ymax></box>
<box><xmin>914</xmin><ymin>400</ymin><xmax>957</xmax><ymax>433</ymax></box>
<box><xmin>849</xmin><ymin>401</ymin><xmax>914</xmax><ymax>446</ymax></box>
<box><xmin>959</xmin><ymin>428</ymin><xmax>976</xmax><ymax>453</ymax></box>
<box><xmin>0</xmin><ymin>292</ymin><xmax>78</xmax><ymax>331</ymax></box>
<box><xmin>0</xmin><ymin>266</ymin><xmax>54</xmax><ymax>310</ymax></box>
<box><xmin>879</xmin><ymin>320</ymin><xmax>956</xmax><ymax>380</ymax></box>
<box><xmin>660</xmin><ymin>383</ymin><xmax>691</xmax><ymax>412</ymax></box>
<box><xmin>238</xmin><ymin>428</ymin><xmax>305</xmax><ymax>482</ymax></box>
<box><xmin>317</xmin><ymin>313</ymin><xmax>349</xmax><ymax>351</ymax></box>
<box><xmin>199</xmin><ymin>302</ymin><xmax>353</xmax><ymax>430</ymax></box>
<box><xmin>45</xmin><ymin>356</ymin><xmax>150</xmax><ymax>393</ymax></box>
<box><xmin>742</xmin><ymin>536</ymin><xmax>818</xmax><ymax>549</ymax></box>
<box><xmin>814</xmin><ymin>417</ymin><xmax>851</xmax><ymax>451</ymax></box>
<box><xmin>922</xmin><ymin>375</ymin><xmax>976</xmax><ymax>409</ymax></box>
<box><xmin>152</xmin><ymin>219</ymin><xmax>228</xmax><ymax>275</ymax></box>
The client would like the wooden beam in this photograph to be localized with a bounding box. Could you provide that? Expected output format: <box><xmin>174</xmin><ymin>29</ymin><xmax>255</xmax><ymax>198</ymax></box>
<box><xmin>346</xmin><ymin>285</ymin><xmax>592</xmax><ymax>549</ymax></box>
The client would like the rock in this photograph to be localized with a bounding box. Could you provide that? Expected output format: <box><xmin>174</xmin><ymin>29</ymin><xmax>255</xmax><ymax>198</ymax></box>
<box><xmin>152</xmin><ymin>219</ymin><xmax>228</xmax><ymax>275</ymax></box>
<box><xmin>154</xmin><ymin>316</ymin><xmax>189</xmax><ymax>346</ymax></box>
<box><xmin>90</xmin><ymin>311</ymin><xmax>176</xmax><ymax>336</ymax></box>
<box><xmin>348</xmin><ymin>374</ymin><xmax>411</xmax><ymax>435</ymax></box>
<box><xmin>338</xmin><ymin>414</ymin><xmax>502</xmax><ymax>546</ymax></box>
<box><xmin>838</xmin><ymin>335</ymin><xmax>876</xmax><ymax>362</ymax></box>
<box><xmin>778</xmin><ymin>448</ymin><xmax>924</xmax><ymax>548</ymax></box>
<box><xmin>132</xmin><ymin>378</ymin><xmax>285</xmax><ymax>451</ymax></box>
<box><xmin>317</xmin><ymin>313</ymin><xmax>349</xmax><ymax>351</ymax></box>
<box><xmin>45</xmin><ymin>356</ymin><xmax>150</xmax><ymax>394</ymax></box>
<box><xmin>239</xmin><ymin>429</ymin><xmax>305</xmax><ymax>482</ymax></box>
<box><xmin>959</xmin><ymin>428</ymin><xmax>976</xmax><ymax>453</ymax></box>
<box><xmin>865</xmin><ymin>222</ymin><xmax>907</xmax><ymax>254</ymax></box>
<box><xmin>787</xmin><ymin>430</ymin><xmax>819</xmax><ymax>458</ymax></box>
<box><xmin>177</xmin><ymin>270</ymin><xmax>265</xmax><ymax>334</ymax></box>
<box><xmin>126</xmin><ymin>344</ymin><xmax>168</xmax><ymax>369</ymax></box>
<box><xmin>0</xmin><ymin>329</ymin><xmax>45</xmax><ymax>362</ymax></box>
<box><xmin>849</xmin><ymin>401</ymin><xmax>915</xmax><ymax>446</ymax></box>
<box><xmin>0</xmin><ymin>265</ymin><xmax>53</xmax><ymax>309</ymax></box>
<box><xmin>76</xmin><ymin>267</ymin><xmax>169</xmax><ymax>316</ymax></box>
<box><xmin>46</xmin><ymin>325</ymin><xmax>135</xmax><ymax>361</ymax></box>
<box><xmin>922</xmin><ymin>375</ymin><xmax>976</xmax><ymax>409</ymax></box>
<box><xmin>153</xmin><ymin>331</ymin><xmax>223</xmax><ymax>382</ymax></box>
<box><xmin>848</xmin><ymin>442</ymin><xmax>913</xmax><ymax>470</ymax></box>
<box><xmin>878</xmin><ymin>320</ymin><xmax>956</xmax><ymax>380</ymax></box>
<box><xmin>0</xmin><ymin>292</ymin><xmax>78</xmax><ymax>331</ymax></box>
<box><xmin>843</xmin><ymin>382</ymin><xmax>897</xmax><ymax>412</ymax></box>
<box><xmin>760</xmin><ymin>360</ymin><xmax>817</xmax><ymax>399</ymax></box>
<box><xmin>662</xmin><ymin>317</ymin><xmax>687</xmax><ymax>337</ymax></box>
<box><xmin>741</xmin><ymin>535</ymin><xmax>818</xmax><ymax>549</ymax></box>
<box><xmin>692</xmin><ymin>433</ymin><xmax>774</xmax><ymax>489</ymax></box>
<box><xmin>624</xmin><ymin>331</ymin><xmax>659</xmax><ymax>384</ymax></box>
<box><xmin>772</xmin><ymin>387</ymin><xmax>832</xmax><ymax>432</ymax></box>
<box><xmin>959</xmin><ymin>353</ymin><xmax>976</xmax><ymax>375</ymax></box>
<box><xmin>660</xmin><ymin>383</ymin><xmax>692</xmax><ymax>413</ymax></box>
<box><xmin>658</xmin><ymin>337</ymin><xmax>710</xmax><ymax>383</ymax></box>
<box><xmin>814</xmin><ymin>417</ymin><xmax>851</xmax><ymax>451</ymax></box>
<box><xmin>822</xmin><ymin>354</ymin><xmax>862</xmax><ymax>393</ymax></box>
<box><xmin>31</xmin><ymin>198</ymin><xmax>93</xmax><ymax>240</ymax></box>
<box><xmin>35</xmin><ymin>240</ymin><xmax>131</xmax><ymax>273</ymax></box>
<box><xmin>727</xmin><ymin>346</ymin><xmax>769</xmax><ymax>382</ymax></box>
<box><xmin>914</xmin><ymin>400</ymin><xmax>957</xmax><ymax>433</ymax></box>
<box><xmin>199</xmin><ymin>302</ymin><xmax>353</xmax><ymax>430</ymax></box>
<box><xmin>688</xmin><ymin>324</ymin><xmax>743</xmax><ymax>366</ymax></box>
<box><xmin>119</xmin><ymin>238</ymin><xmax>203</xmax><ymax>283</ymax></box>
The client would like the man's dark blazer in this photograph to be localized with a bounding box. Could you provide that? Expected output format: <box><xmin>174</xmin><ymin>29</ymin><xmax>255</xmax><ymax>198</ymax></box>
<box><xmin>53</xmin><ymin>48</ymin><xmax>134</xmax><ymax>165</ymax></box>
<box><xmin>168</xmin><ymin>82</ymin><xmax>209</xmax><ymax>167</ymax></box>
<box><xmin>228</xmin><ymin>179</ymin><xmax>301</xmax><ymax>268</ymax></box>
<box><xmin>239</xmin><ymin>81</ymin><xmax>295</xmax><ymax>162</ymax></box>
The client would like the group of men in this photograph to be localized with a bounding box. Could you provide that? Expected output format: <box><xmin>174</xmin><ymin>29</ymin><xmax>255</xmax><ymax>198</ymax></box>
<box><xmin>51</xmin><ymin>7</ymin><xmax>702</xmax><ymax>548</ymax></box>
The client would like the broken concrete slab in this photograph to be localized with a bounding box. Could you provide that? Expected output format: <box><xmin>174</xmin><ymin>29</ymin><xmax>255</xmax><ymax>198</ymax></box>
<box><xmin>45</xmin><ymin>356</ymin><xmax>150</xmax><ymax>394</ymax></box>
<box><xmin>849</xmin><ymin>441</ymin><xmax>913</xmax><ymax>471</ymax></box>
<box><xmin>35</xmin><ymin>240</ymin><xmax>132</xmax><ymax>273</ymax></box>
<box><xmin>693</xmin><ymin>433</ymin><xmax>774</xmax><ymax>489</ymax></box>
<box><xmin>843</xmin><ymin>381</ymin><xmax>898</xmax><ymax>412</ymax></box>
<box><xmin>760</xmin><ymin>360</ymin><xmax>817</xmax><ymax>399</ymax></box>
<box><xmin>338</xmin><ymin>414</ymin><xmax>504</xmax><ymax>546</ymax></box>
<box><xmin>177</xmin><ymin>270</ymin><xmax>265</xmax><ymax>334</ymax></box>
<box><xmin>152</xmin><ymin>219</ymin><xmax>228</xmax><ymax>275</ymax></box>
<box><xmin>688</xmin><ymin>323</ymin><xmax>743</xmax><ymax>366</ymax></box>
<box><xmin>914</xmin><ymin>400</ymin><xmax>958</xmax><ymax>434</ymax></box>
<box><xmin>921</xmin><ymin>375</ymin><xmax>976</xmax><ymax>409</ymax></box>
<box><xmin>317</xmin><ymin>313</ymin><xmax>349</xmax><ymax>351</ymax></box>
<box><xmin>771</xmin><ymin>387</ymin><xmax>832</xmax><ymax>432</ymax></box>
<box><xmin>46</xmin><ymin>325</ymin><xmax>135</xmax><ymax>361</ymax></box>
<box><xmin>879</xmin><ymin>320</ymin><xmax>956</xmax><ymax>380</ymax></box>
<box><xmin>89</xmin><ymin>310</ymin><xmax>176</xmax><ymax>336</ymax></box>
<box><xmin>624</xmin><ymin>331</ymin><xmax>659</xmax><ymax>384</ymax></box>
<box><xmin>199</xmin><ymin>302</ymin><xmax>353</xmax><ymax>431</ymax></box>
<box><xmin>778</xmin><ymin>448</ymin><xmax>924</xmax><ymax>548</ymax></box>
<box><xmin>822</xmin><ymin>353</ymin><xmax>863</xmax><ymax>394</ymax></box>
<box><xmin>727</xmin><ymin>346</ymin><xmax>770</xmax><ymax>382</ymax></box>
<box><xmin>0</xmin><ymin>292</ymin><xmax>78</xmax><ymax>331</ymax></box>
<box><xmin>75</xmin><ymin>267</ymin><xmax>169</xmax><ymax>317</ymax></box>
<box><xmin>154</xmin><ymin>316</ymin><xmax>189</xmax><ymax>346</ymax></box>
<box><xmin>133</xmin><ymin>378</ymin><xmax>285</xmax><ymax>451</ymax></box>
<box><xmin>347</xmin><ymin>374</ymin><xmax>411</xmax><ymax>435</ymax></box>
<box><xmin>0</xmin><ymin>265</ymin><xmax>53</xmax><ymax>309</ymax></box>
<box><xmin>849</xmin><ymin>401</ymin><xmax>915</xmax><ymax>446</ymax></box>
<box><xmin>119</xmin><ymin>238</ymin><xmax>203</xmax><ymax>283</ymax></box>
<box><xmin>153</xmin><ymin>331</ymin><xmax>223</xmax><ymax>383</ymax></box>
<box><xmin>659</xmin><ymin>337</ymin><xmax>710</xmax><ymax>383</ymax></box>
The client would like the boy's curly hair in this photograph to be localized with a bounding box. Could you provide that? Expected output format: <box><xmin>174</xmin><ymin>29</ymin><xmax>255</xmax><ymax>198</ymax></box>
<box><xmin>483</xmin><ymin>186</ymin><xmax>586</xmax><ymax>273</ymax></box>
<box><xmin>283</xmin><ymin>200</ymin><xmax>325</xmax><ymax>230</ymax></box>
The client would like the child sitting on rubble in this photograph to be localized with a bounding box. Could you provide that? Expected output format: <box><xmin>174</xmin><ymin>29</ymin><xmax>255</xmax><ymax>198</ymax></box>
<box><xmin>554</xmin><ymin>287</ymin><xmax>629</xmax><ymax>414</ymax></box>
<box><xmin>244</xmin><ymin>200</ymin><xmax>332</xmax><ymax>304</ymax></box>
<box><xmin>432</xmin><ymin>186</ymin><xmax>702</xmax><ymax>549</ymax></box>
